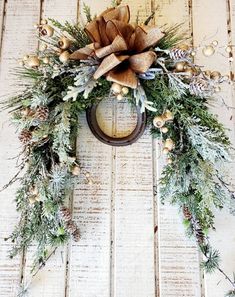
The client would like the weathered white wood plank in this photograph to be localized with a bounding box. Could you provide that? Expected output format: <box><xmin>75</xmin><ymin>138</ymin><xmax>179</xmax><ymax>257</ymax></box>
<box><xmin>67</xmin><ymin>1</ymin><xmax>113</xmax><ymax>296</ymax></box>
<box><xmin>109</xmin><ymin>1</ymin><xmax>157</xmax><ymax>296</ymax></box>
<box><xmin>154</xmin><ymin>1</ymin><xmax>202</xmax><ymax>296</ymax></box>
<box><xmin>192</xmin><ymin>0</ymin><xmax>235</xmax><ymax>296</ymax></box>
<box><xmin>0</xmin><ymin>1</ymin><xmax>41</xmax><ymax>296</ymax></box>
<box><xmin>0</xmin><ymin>0</ymin><xmax>5</xmax><ymax>51</ymax></box>
<box><xmin>22</xmin><ymin>1</ymin><xmax>78</xmax><ymax>297</ymax></box>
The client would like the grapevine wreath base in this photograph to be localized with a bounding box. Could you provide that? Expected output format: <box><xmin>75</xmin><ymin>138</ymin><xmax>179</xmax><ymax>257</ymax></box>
<box><xmin>2</xmin><ymin>4</ymin><xmax>235</xmax><ymax>295</ymax></box>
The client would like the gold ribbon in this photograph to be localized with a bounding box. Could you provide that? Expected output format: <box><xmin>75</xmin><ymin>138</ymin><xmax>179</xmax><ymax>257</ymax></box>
<box><xmin>70</xmin><ymin>6</ymin><xmax>165</xmax><ymax>88</ymax></box>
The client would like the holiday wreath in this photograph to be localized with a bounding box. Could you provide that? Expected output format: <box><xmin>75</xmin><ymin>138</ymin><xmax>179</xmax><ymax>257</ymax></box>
<box><xmin>1</xmin><ymin>4</ymin><xmax>235</xmax><ymax>295</ymax></box>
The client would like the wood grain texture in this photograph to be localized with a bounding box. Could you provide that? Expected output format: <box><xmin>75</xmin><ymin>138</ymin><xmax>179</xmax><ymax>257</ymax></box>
<box><xmin>192</xmin><ymin>0</ymin><xmax>235</xmax><ymax>296</ymax></box>
<box><xmin>154</xmin><ymin>1</ymin><xmax>202</xmax><ymax>296</ymax></box>
<box><xmin>0</xmin><ymin>1</ymin><xmax>41</xmax><ymax>296</ymax></box>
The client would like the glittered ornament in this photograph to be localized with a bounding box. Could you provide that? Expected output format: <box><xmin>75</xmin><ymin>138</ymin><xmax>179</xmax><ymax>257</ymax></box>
<box><xmin>40</xmin><ymin>24</ymin><xmax>54</xmax><ymax>37</ymax></box>
<box><xmin>121</xmin><ymin>87</ymin><xmax>129</xmax><ymax>95</ymax></box>
<box><xmin>175</xmin><ymin>62</ymin><xmax>185</xmax><ymax>72</ymax></box>
<box><xmin>153</xmin><ymin>116</ymin><xmax>165</xmax><ymax>128</ymax></box>
<box><xmin>59</xmin><ymin>51</ymin><xmax>70</xmax><ymax>63</ymax></box>
<box><xmin>116</xmin><ymin>94</ymin><xmax>123</xmax><ymax>101</ymax></box>
<box><xmin>71</xmin><ymin>165</ymin><xmax>80</xmax><ymax>176</ymax></box>
<box><xmin>35</xmin><ymin>106</ymin><xmax>49</xmax><ymax>121</ymax></box>
<box><xmin>162</xmin><ymin>147</ymin><xmax>169</xmax><ymax>154</ymax></box>
<box><xmin>163</xmin><ymin>110</ymin><xmax>174</xmax><ymax>121</ymax></box>
<box><xmin>27</xmin><ymin>56</ymin><xmax>40</xmax><ymax>67</ymax></box>
<box><xmin>225</xmin><ymin>46</ymin><xmax>232</xmax><ymax>53</ymax></box>
<box><xmin>167</xmin><ymin>158</ymin><xmax>173</xmax><ymax>164</ymax></box>
<box><xmin>202</xmin><ymin>45</ymin><xmax>215</xmax><ymax>57</ymax></box>
<box><xmin>58</xmin><ymin>37</ymin><xmax>71</xmax><ymax>50</ymax></box>
<box><xmin>212</xmin><ymin>40</ymin><xmax>218</xmax><ymax>46</ymax></box>
<box><xmin>164</xmin><ymin>138</ymin><xmax>174</xmax><ymax>150</ymax></box>
<box><xmin>111</xmin><ymin>82</ymin><xmax>122</xmax><ymax>94</ymax></box>
<box><xmin>42</xmin><ymin>57</ymin><xmax>50</xmax><ymax>64</ymax></box>
<box><xmin>19</xmin><ymin>129</ymin><xmax>32</xmax><ymax>144</ymax></box>
<box><xmin>160</xmin><ymin>127</ymin><xmax>168</xmax><ymax>134</ymax></box>
<box><xmin>210</xmin><ymin>71</ymin><xmax>221</xmax><ymax>80</ymax></box>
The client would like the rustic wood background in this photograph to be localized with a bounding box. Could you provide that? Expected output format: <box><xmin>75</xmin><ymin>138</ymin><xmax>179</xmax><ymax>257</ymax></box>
<box><xmin>0</xmin><ymin>0</ymin><xmax>235</xmax><ymax>296</ymax></box>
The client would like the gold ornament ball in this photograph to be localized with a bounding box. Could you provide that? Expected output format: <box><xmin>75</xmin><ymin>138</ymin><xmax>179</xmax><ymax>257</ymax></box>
<box><xmin>175</xmin><ymin>62</ymin><xmax>185</xmax><ymax>72</ymax></box>
<box><xmin>58</xmin><ymin>36</ymin><xmax>71</xmax><ymax>50</ymax></box>
<box><xmin>164</xmin><ymin>138</ymin><xmax>174</xmax><ymax>151</ymax></box>
<box><xmin>210</xmin><ymin>71</ymin><xmax>221</xmax><ymax>80</ymax></box>
<box><xmin>162</xmin><ymin>147</ymin><xmax>169</xmax><ymax>155</ymax></box>
<box><xmin>184</xmin><ymin>68</ymin><xmax>194</xmax><ymax>79</ymax></box>
<box><xmin>153</xmin><ymin>116</ymin><xmax>165</xmax><ymax>128</ymax></box>
<box><xmin>191</xmin><ymin>50</ymin><xmax>196</xmax><ymax>56</ymax></box>
<box><xmin>111</xmin><ymin>82</ymin><xmax>122</xmax><ymax>94</ymax></box>
<box><xmin>23</xmin><ymin>55</ymin><xmax>29</xmax><ymax>61</ymax></box>
<box><xmin>43</xmin><ymin>57</ymin><xmax>50</xmax><ymax>64</ymax></box>
<box><xmin>27</xmin><ymin>56</ymin><xmax>40</xmax><ymax>67</ymax></box>
<box><xmin>71</xmin><ymin>165</ymin><xmax>80</xmax><ymax>176</ymax></box>
<box><xmin>163</xmin><ymin>110</ymin><xmax>174</xmax><ymax>121</ymax></box>
<box><xmin>116</xmin><ymin>94</ymin><xmax>123</xmax><ymax>101</ymax></box>
<box><xmin>41</xmin><ymin>24</ymin><xmax>54</xmax><ymax>37</ymax></box>
<box><xmin>160</xmin><ymin>127</ymin><xmax>168</xmax><ymax>134</ymax></box>
<box><xmin>121</xmin><ymin>87</ymin><xmax>129</xmax><ymax>95</ymax></box>
<box><xmin>40</xmin><ymin>19</ymin><xmax>48</xmax><ymax>25</ymax></box>
<box><xmin>59</xmin><ymin>51</ymin><xmax>70</xmax><ymax>63</ymax></box>
<box><xmin>202</xmin><ymin>45</ymin><xmax>215</xmax><ymax>57</ymax></box>
<box><xmin>225</xmin><ymin>46</ymin><xmax>232</xmax><ymax>53</ymax></box>
<box><xmin>167</xmin><ymin>158</ymin><xmax>173</xmax><ymax>164</ymax></box>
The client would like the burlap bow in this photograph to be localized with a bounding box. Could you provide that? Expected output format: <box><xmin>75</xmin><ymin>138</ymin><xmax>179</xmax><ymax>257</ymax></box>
<box><xmin>70</xmin><ymin>6</ymin><xmax>164</xmax><ymax>88</ymax></box>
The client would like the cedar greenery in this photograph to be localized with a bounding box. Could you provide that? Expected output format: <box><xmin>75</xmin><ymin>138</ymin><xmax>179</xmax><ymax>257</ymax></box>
<box><xmin>1</xmin><ymin>5</ymin><xmax>235</xmax><ymax>296</ymax></box>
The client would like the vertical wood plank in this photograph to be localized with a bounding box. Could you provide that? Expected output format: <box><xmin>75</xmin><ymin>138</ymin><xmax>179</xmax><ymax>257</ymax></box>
<box><xmin>67</xmin><ymin>1</ymin><xmax>113</xmax><ymax>296</ymax></box>
<box><xmin>0</xmin><ymin>1</ymin><xmax>41</xmax><ymax>296</ymax></box>
<box><xmin>154</xmin><ymin>1</ymin><xmax>202</xmax><ymax>296</ymax></box>
<box><xmin>0</xmin><ymin>0</ymin><xmax>5</xmax><ymax>52</ymax></box>
<box><xmin>111</xmin><ymin>1</ymin><xmax>156</xmax><ymax>297</ymax></box>
<box><xmin>192</xmin><ymin>1</ymin><xmax>235</xmax><ymax>296</ymax></box>
<box><xmin>22</xmin><ymin>1</ymin><xmax>78</xmax><ymax>297</ymax></box>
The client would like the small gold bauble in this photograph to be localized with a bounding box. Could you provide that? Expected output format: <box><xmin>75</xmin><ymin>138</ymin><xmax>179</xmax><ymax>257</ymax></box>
<box><xmin>41</xmin><ymin>24</ymin><xmax>54</xmax><ymax>37</ymax></box>
<box><xmin>225</xmin><ymin>46</ymin><xmax>232</xmax><ymax>53</ymax></box>
<box><xmin>184</xmin><ymin>68</ymin><xmax>194</xmax><ymax>79</ymax></box>
<box><xmin>203</xmin><ymin>70</ymin><xmax>211</xmax><ymax>77</ymax></box>
<box><xmin>191</xmin><ymin>50</ymin><xmax>196</xmax><ymax>56</ymax></box>
<box><xmin>167</xmin><ymin>158</ymin><xmax>173</xmax><ymax>164</ymax></box>
<box><xmin>27</xmin><ymin>56</ymin><xmax>40</xmax><ymax>67</ymax></box>
<box><xmin>212</xmin><ymin>40</ymin><xmax>218</xmax><ymax>46</ymax></box>
<box><xmin>42</xmin><ymin>57</ymin><xmax>50</xmax><ymax>64</ymax></box>
<box><xmin>175</xmin><ymin>62</ymin><xmax>185</xmax><ymax>72</ymax></box>
<box><xmin>116</xmin><ymin>94</ymin><xmax>123</xmax><ymax>100</ymax></box>
<box><xmin>163</xmin><ymin>110</ymin><xmax>174</xmax><ymax>121</ymax></box>
<box><xmin>153</xmin><ymin>116</ymin><xmax>165</xmax><ymax>128</ymax></box>
<box><xmin>29</xmin><ymin>196</ymin><xmax>36</xmax><ymax>204</ymax></box>
<box><xmin>71</xmin><ymin>165</ymin><xmax>80</xmax><ymax>176</ymax></box>
<box><xmin>59</xmin><ymin>51</ymin><xmax>70</xmax><ymax>63</ymax></box>
<box><xmin>58</xmin><ymin>37</ymin><xmax>71</xmax><ymax>50</ymax></box>
<box><xmin>202</xmin><ymin>45</ymin><xmax>215</xmax><ymax>57</ymax></box>
<box><xmin>23</xmin><ymin>55</ymin><xmax>29</xmax><ymax>61</ymax></box>
<box><xmin>111</xmin><ymin>82</ymin><xmax>122</xmax><ymax>94</ymax></box>
<box><xmin>121</xmin><ymin>87</ymin><xmax>129</xmax><ymax>95</ymax></box>
<box><xmin>214</xmin><ymin>86</ymin><xmax>221</xmax><ymax>93</ymax></box>
<box><xmin>160</xmin><ymin>127</ymin><xmax>168</xmax><ymax>134</ymax></box>
<box><xmin>40</xmin><ymin>19</ymin><xmax>48</xmax><ymax>25</ymax></box>
<box><xmin>162</xmin><ymin>147</ymin><xmax>169</xmax><ymax>155</ymax></box>
<box><xmin>40</xmin><ymin>43</ymin><xmax>48</xmax><ymax>51</ymax></box>
<box><xmin>210</xmin><ymin>71</ymin><xmax>221</xmax><ymax>80</ymax></box>
<box><xmin>164</xmin><ymin>138</ymin><xmax>174</xmax><ymax>151</ymax></box>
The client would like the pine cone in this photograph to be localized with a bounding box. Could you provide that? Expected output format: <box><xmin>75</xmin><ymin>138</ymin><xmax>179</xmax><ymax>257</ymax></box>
<box><xmin>189</xmin><ymin>78</ymin><xmax>210</xmax><ymax>97</ymax></box>
<box><xmin>35</xmin><ymin>106</ymin><xmax>49</xmax><ymax>121</ymax></box>
<box><xmin>19</xmin><ymin>129</ymin><xmax>32</xmax><ymax>144</ymax></box>
<box><xmin>72</xmin><ymin>229</ymin><xmax>81</xmax><ymax>242</ymax></box>
<box><xmin>66</xmin><ymin>220</ymin><xmax>78</xmax><ymax>234</ymax></box>
<box><xmin>183</xmin><ymin>205</ymin><xmax>192</xmax><ymax>220</ymax></box>
<box><xmin>192</xmin><ymin>217</ymin><xmax>205</xmax><ymax>244</ymax></box>
<box><xmin>59</xmin><ymin>206</ymin><xmax>72</xmax><ymax>222</ymax></box>
<box><xmin>170</xmin><ymin>48</ymin><xmax>188</xmax><ymax>60</ymax></box>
